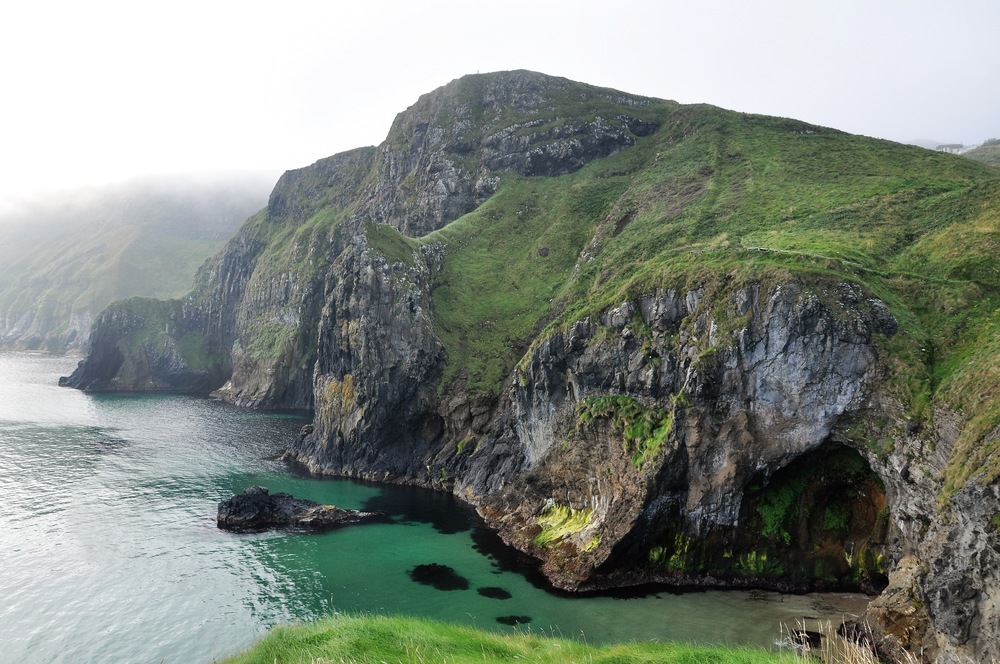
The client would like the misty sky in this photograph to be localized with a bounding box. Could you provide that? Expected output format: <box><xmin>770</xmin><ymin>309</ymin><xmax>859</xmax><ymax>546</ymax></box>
<box><xmin>1</xmin><ymin>0</ymin><xmax>997</xmax><ymax>207</ymax></box>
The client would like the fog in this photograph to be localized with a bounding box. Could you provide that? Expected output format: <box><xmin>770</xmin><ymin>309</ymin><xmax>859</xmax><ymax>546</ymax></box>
<box><xmin>1</xmin><ymin>0</ymin><xmax>997</xmax><ymax>208</ymax></box>
<box><xmin>0</xmin><ymin>171</ymin><xmax>279</xmax><ymax>226</ymax></box>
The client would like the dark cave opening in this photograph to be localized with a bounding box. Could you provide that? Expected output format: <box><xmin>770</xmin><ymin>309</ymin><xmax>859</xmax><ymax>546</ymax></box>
<box><xmin>736</xmin><ymin>442</ymin><xmax>890</xmax><ymax>592</ymax></box>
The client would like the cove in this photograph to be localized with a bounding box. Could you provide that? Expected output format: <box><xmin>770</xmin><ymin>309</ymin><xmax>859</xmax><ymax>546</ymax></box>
<box><xmin>0</xmin><ymin>352</ymin><xmax>868</xmax><ymax>663</ymax></box>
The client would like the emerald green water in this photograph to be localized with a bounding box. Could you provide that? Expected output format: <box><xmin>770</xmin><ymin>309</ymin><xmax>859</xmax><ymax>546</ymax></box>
<box><xmin>0</xmin><ymin>352</ymin><xmax>868</xmax><ymax>662</ymax></box>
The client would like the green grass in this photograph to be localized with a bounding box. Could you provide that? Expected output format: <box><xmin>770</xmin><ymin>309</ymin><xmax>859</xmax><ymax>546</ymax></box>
<box><xmin>424</xmin><ymin>174</ymin><xmax>614</xmax><ymax>394</ymax></box>
<box><xmin>965</xmin><ymin>143</ymin><xmax>1000</xmax><ymax>167</ymax></box>
<box><xmin>366</xmin><ymin>222</ymin><xmax>420</xmax><ymax>267</ymax></box>
<box><xmin>219</xmin><ymin>613</ymin><xmax>799</xmax><ymax>664</ymax></box>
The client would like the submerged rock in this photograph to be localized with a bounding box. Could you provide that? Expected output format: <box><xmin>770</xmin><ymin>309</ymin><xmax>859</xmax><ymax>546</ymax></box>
<box><xmin>217</xmin><ymin>486</ymin><xmax>386</xmax><ymax>532</ymax></box>
<box><xmin>408</xmin><ymin>563</ymin><xmax>470</xmax><ymax>591</ymax></box>
<box><xmin>477</xmin><ymin>586</ymin><xmax>513</xmax><ymax>600</ymax></box>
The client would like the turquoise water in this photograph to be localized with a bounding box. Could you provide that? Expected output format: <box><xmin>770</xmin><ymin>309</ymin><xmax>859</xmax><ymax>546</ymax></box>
<box><xmin>0</xmin><ymin>352</ymin><xmax>868</xmax><ymax>663</ymax></box>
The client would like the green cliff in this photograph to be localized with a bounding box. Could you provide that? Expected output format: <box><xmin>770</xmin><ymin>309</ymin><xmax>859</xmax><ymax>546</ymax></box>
<box><xmin>64</xmin><ymin>71</ymin><xmax>1000</xmax><ymax>662</ymax></box>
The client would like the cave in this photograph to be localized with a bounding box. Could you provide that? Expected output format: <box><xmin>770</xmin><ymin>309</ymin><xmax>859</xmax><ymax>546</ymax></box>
<box><xmin>735</xmin><ymin>442</ymin><xmax>890</xmax><ymax>592</ymax></box>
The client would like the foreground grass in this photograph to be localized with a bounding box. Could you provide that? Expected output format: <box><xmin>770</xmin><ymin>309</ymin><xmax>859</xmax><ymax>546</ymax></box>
<box><xmin>219</xmin><ymin>613</ymin><xmax>799</xmax><ymax>664</ymax></box>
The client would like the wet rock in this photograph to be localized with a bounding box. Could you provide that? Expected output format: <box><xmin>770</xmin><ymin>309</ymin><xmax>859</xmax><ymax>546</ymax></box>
<box><xmin>852</xmin><ymin>555</ymin><xmax>936</xmax><ymax>661</ymax></box>
<box><xmin>217</xmin><ymin>486</ymin><xmax>386</xmax><ymax>532</ymax></box>
<box><xmin>792</xmin><ymin>630</ymin><xmax>822</xmax><ymax>649</ymax></box>
<box><xmin>496</xmin><ymin>615</ymin><xmax>532</xmax><ymax>626</ymax></box>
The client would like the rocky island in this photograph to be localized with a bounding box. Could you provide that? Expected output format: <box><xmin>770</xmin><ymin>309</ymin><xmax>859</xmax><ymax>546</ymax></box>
<box><xmin>217</xmin><ymin>485</ymin><xmax>387</xmax><ymax>532</ymax></box>
<box><xmin>63</xmin><ymin>71</ymin><xmax>1000</xmax><ymax>662</ymax></box>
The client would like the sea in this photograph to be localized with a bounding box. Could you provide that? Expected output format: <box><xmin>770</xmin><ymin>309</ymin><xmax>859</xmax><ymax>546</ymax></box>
<box><xmin>0</xmin><ymin>351</ymin><xmax>869</xmax><ymax>662</ymax></box>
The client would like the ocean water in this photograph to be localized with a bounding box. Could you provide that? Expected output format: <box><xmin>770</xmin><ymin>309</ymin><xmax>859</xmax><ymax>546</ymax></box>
<box><xmin>0</xmin><ymin>352</ymin><xmax>868</xmax><ymax>663</ymax></box>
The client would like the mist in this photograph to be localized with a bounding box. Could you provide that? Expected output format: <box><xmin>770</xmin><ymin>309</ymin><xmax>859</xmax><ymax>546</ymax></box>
<box><xmin>1</xmin><ymin>0</ymin><xmax>996</xmax><ymax>207</ymax></box>
<box><xmin>0</xmin><ymin>170</ymin><xmax>276</xmax><ymax>352</ymax></box>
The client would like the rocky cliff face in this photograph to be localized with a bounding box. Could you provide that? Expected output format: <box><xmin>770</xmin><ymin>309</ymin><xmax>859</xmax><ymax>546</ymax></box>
<box><xmin>62</xmin><ymin>71</ymin><xmax>1000</xmax><ymax>663</ymax></box>
<box><xmin>64</xmin><ymin>71</ymin><xmax>659</xmax><ymax>404</ymax></box>
<box><xmin>458</xmin><ymin>282</ymin><xmax>897</xmax><ymax>587</ymax></box>
<box><xmin>283</xmin><ymin>234</ymin><xmax>446</xmax><ymax>477</ymax></box>
<box><xmin>845</xmin><ymin>394</ymin><xmax>1000</xmax><ymax>662</ymax></box>
<box><xmin>2</xmin><ymin>308</ymin><xmax>92</xmax><ymax>353</ymax></box>
<box><xmin>367</xmin><ymin>71</ymin><xmax>659</xmax><ymax>236</ymax></box>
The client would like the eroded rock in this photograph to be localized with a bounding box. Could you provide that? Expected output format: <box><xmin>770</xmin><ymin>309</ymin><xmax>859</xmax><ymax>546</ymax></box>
<box><xmin>217</xmin><ymin>486</ymin><xmax>387</xmax><ymax>532</ymax></box>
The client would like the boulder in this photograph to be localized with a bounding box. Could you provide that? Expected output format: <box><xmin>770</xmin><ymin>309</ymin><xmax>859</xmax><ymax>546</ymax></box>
<box><xmin>217</xmin><ymin>485</ymin><xmax>387</xmax><ymax>532</ymax></box>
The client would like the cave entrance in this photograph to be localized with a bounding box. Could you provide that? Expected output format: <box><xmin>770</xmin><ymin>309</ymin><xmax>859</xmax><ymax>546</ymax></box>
<box><xmin>736</xmin><ymin>442</ymin><xmax>890</xmax><ymax>592</ymax></box>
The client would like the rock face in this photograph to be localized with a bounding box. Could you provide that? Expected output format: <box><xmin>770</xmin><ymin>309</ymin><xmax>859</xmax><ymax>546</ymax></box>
<box><xmin>63</xmin><ymin>71</ymin><xmax>1000</xmax><ymax>662</ymax></box>
<box><xmin>62</xmin><ymin>71</ymin><xmax>658</xmax><ymax>404</ymax></box>
<box><xmin>217</xmin><ymin>486</ymin><xmax>387</xmax><ymax>532</ymax></box>
<box><xmin>457</xmin><ymin>283</ymin><xmax>897</xmax><ymax>591</ymax></box>
<box><xmin>58</xmin><ymin>297</ymin><xmax>229</xmax><ymax>392</ymax></box>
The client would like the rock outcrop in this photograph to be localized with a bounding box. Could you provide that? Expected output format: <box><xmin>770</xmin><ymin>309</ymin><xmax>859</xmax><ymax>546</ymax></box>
<box><xmin>63</xmin><ymin>71</ymin><xmax>1000</xmax><ymax>663</ymax></box>
<box><xmin>456</xmin><ymin>283</ymin><xmax>897</xmax><ymax>591</ymax></box>
<box><xmin>217</xmin><ymin>486</ymin><xmax>387</xmax><ymax>532</ymax></box>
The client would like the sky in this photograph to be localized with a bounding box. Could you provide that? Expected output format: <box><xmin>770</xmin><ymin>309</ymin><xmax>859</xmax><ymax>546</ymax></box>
<box><xmin>0</xmin><ymin>0</ymin><xmax>997</xmax><ymax>208</ymax></box>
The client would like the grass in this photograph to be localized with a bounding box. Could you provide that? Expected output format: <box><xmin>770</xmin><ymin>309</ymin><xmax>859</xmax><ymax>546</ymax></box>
<box><xmin>965</xmin><ymin>143</ymin><xmax>1000</xmax><ymax>168</ymax></box>
<box><xmin>219</xmin><ymin>613</ymin><xmax>800</xmax><ymax>664</ymax></box>
<box><xmin>424</xmin><ymin>174</ymin><xmax>613</xmax><ymax>394</ymax></box>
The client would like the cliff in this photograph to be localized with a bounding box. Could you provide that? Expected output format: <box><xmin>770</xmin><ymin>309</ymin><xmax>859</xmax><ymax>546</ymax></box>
<box><xmin>63</xmin><ymin>71</ymin><xmax>1000</xmax><ymax>662</ymax></box>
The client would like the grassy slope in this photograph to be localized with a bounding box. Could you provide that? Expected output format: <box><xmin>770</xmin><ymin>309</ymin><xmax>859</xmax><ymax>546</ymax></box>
<box><xmin>365</xmin><ymin>104</ymin><xmax>1000</xmax><ymax>493</ymax></box>
<box><xmin>220</xmin><ymin>613</ymin><xmax>798</xmax><ymax>664</ymax></box>
<box><xmin>964</xmin><ymin>143</ymin><xmax>1000</xmax><ymax>167</ymax></box>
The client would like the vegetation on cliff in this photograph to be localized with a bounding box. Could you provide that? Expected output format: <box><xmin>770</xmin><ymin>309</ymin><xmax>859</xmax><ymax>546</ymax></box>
<box><xmin>964</xmin><ymin>138</ymin><xmax>1000</xmax><ymax>167</ymax></box>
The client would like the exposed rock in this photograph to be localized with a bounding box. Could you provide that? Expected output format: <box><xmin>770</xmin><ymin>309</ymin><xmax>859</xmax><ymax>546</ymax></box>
<box><xmin>463</xmin><ymin>283</ymin><xmax>897</xmax><ymax>591</ymax></box>
<box><xmin>841</xmin><ymin>555</ymin><xmax>936</xmax><ymax>661</ymax></box>
<box><xmin>60</xmin><ymin>297</ymin><xmax>227</xmax><ymax>393</ymax></box>
<box><xmin>216</xmin><ymin>485</ymin><xmax>387</xmax><ymax>532</ymax></box>
<box><xmin>792</xmin><ymin>629</ymin><xmax>822</xmax><ymax>650</ymax></box>
<box><xmin>61</xmin><ymin>71</ymin><xmax>658</xmax><ymax>406</ymax></box>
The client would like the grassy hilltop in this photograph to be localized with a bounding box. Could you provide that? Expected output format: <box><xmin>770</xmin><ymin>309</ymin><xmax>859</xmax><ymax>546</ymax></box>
<box><xmin>364</xmin><ymin>99</ymin><xmax>1000</xmax><ymax>496</ymax></box>
<box><xmin>221</xmin><ymin>613</ymin><xmax>800</xmax><ymax>664</ymax></box>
